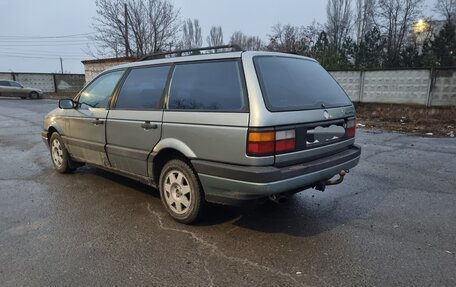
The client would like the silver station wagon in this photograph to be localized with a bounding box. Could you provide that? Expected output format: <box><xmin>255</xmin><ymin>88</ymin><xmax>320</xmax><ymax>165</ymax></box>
<box><xmin>42</xmin><ymin>46</ymin><xmax>361</xmax><ymax>224</ymax></box>
<box><xmin>0</xmin><ymin>80</ymin><xmax>43</xmax><ymax>99</ymax></box>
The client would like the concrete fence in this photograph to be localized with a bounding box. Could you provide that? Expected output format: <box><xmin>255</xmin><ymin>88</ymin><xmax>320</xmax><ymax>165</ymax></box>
<box><xmin>2</xmin><ymin>67</ymin><xmax>455</xmax><ymax>106</ymax></box>
<box><xmin>0</xmin><ymin>72</ymin><xmax>85</xmax><ymax>93</ymax></box>
<box><xmin>330</xmin><ymin>68</ymin><xmax>456</xmax><ymax>107</ymax></box>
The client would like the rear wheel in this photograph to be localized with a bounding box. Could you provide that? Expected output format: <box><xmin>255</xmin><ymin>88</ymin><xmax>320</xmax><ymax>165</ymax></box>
<box><xmin>159</xmin><ymin>159</ymin><xmax>206</xmax><ymax>224</ymax></box>
<box><xmin>50</xmin><ymin>133</ymin><xmax>75</xmax><ymax>173</ymax></box>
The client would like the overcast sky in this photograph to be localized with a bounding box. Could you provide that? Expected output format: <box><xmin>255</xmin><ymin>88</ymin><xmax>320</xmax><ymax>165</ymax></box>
<box><xmin>0</xmin><ymin>0</ymin><xmax>435</xmax><ymax>74</ymax></box>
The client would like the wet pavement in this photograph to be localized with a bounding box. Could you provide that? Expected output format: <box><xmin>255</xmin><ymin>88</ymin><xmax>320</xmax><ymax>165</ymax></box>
<box><xmin>0</xmin><ymin>98</ymin><xmax>455</xmax><ymax>287</ymax></box>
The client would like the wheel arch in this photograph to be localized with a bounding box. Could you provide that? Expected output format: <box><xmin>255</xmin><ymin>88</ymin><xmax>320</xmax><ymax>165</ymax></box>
<box><xmin>46</xmin><ymin>124</ymin><xmax>64</xmax><ymax>143</ymax></box>
<box><xmin>151</xmin><ymin>139</ymin><xmax>197</xmax><ymax>185</ymax></box>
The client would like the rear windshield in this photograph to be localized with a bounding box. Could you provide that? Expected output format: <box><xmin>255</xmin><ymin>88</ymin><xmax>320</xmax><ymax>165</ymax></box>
<box><xmin>254</xmin><ymin>56</ymin><xmax>352</xmax><ymax>111</ymax></box>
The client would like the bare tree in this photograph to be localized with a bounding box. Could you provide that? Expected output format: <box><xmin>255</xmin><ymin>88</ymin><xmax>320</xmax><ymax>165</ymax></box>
<box><xmin>91</xmin><ymin>0</ymin><xmax>180</xmax><ymax>58</ymax></box>
<box><xmin>303</xmin><ymin>21</ymin><xmax>326</xmax><ymax>46</ymax></box>
<box><xmin>326</xmin><ymin>0</ymin><xmax>353</xmax><ymax>50</ymax></box>
<box><xmin>377</xmin><ymin>0</ymin><xmax>424</xmax><ymax>67</ymax></box>
<box><xmin>355</xmin><ymin>0</ymin><xmax>376</xmax><ymax>43</ymax></box>
<box><xmin>206</xmin><ymin>26</ymin><xmax>224</xmax><ymax>47</ymax></box>
<box><xmin>434</xmin><ymin>0</ymin><xmax>456</xmax><ymax>23</ymax></box>
<box><xmin>230</xmin><ymin>31</ymin><xmax>247</xmax><ymax>48</ymax></box>
<box><xmin>229</xmin><ymin>31</ymin><xmax>264</xmax><ymax>51</ymax></box>
<box><xmin>267</xmin><ymin>22</ymin><xmax>323</xmax><ymax>55</ymax></box>
<box><xmin>268</xmin><ymin>24</ymin><xmax>300</xmax><ymax>52</ymax></box>
<box><xmin>245</xmin><ymin>36</ymin><xmax>264</xmax><ymax>51</ymax></box>
<box><xmin>182</xmin><ymin>19</ymin><xmax>203</xmax><ymax>49</ymax></box>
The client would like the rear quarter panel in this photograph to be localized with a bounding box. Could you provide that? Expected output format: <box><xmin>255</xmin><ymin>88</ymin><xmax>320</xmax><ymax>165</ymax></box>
<box><xmin>161</xmin><ymin>111</ymin><xmax>273</xmax><ymax>166</ymax></box>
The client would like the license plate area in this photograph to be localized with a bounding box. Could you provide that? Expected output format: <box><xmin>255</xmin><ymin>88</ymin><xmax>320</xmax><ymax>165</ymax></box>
<box><xmin>306</xmin><ymin>124</ymin><xmax>345</xmax><ymax>146</ymax></box>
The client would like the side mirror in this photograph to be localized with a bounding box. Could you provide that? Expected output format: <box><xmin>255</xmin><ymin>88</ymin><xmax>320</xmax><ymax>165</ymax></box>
<box><xmin>59</xmin><ymin>99</ymin><xmax>75</xmax><ymax>109</ymax></box>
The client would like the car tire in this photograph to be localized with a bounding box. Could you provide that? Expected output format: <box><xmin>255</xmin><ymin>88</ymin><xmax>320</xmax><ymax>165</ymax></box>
<box><xmin>30</xmin><ymin>91</ymin><xmax>39</xmax><ymax>100</ymax></box>
<box><xmin>159</xmin><ymin>159</ymin><xmax>206</xmax><ymax>224</ymax></box>
<box><xmin>49</xmin><ymin>133</ymin><xmax>75</xmax><ymax>173</ymax></box>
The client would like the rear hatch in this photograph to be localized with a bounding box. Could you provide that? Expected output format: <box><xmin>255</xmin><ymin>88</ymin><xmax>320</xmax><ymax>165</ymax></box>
<box><xmin>248</xmin><ymin>55</ymin><xmax>356</xmax><ymax>166</ymax></box>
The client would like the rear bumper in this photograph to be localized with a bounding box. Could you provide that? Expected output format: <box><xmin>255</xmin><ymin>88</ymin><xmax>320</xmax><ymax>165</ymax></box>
<box><xmin>192</xmin><ymin>145</ymin><xmax>361</xmax><ymax>203</ymax></box>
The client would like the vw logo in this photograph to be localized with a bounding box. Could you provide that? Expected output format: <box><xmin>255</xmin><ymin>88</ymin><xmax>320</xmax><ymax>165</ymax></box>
<box><xmin>323</xmin><ymin>110</ymin><xmax>331</xmax><ymax>119</ymax></box>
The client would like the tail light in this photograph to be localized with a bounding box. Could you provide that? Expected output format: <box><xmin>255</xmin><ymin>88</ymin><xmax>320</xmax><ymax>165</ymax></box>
<box><xmin>247</xmin><ymin>131</ymin><xmax>275</xmax><ymax>156</ymax></box>
<box><xmin>345</xmin><ymin>118</ymin><xmax>356</xmax><ymax>138</ymax></box>
<box><xmin>247</xmin><ymin>129</ymin><xmax>296</xmax><ymax>156</ymax></box>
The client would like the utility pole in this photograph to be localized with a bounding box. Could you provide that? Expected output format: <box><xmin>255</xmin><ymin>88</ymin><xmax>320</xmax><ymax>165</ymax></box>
<box><xmin>124</xmin><ymin>3</ymin><xmax>129</xmax><ymax>57</ymax></box>
<box><xmin>60</xmin><ymin>57</ymin><xmax>64</xmax><ymax>74</ymax></box>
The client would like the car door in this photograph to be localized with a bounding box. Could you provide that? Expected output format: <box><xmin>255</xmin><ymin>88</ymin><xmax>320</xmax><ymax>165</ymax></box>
<box><xmin>105</xmin><ymin>65</ymin><xmax>170</xmax><ymax>176</ymax></box>
<box><xmin>64</xmin><ymin>70</ymin><xmax>125</xmax><ymax>166</ymax></box>
<box><xmin>8</xmin><ymin>81</ymin><xmax>26</xmax><ymax>97</ymax></box>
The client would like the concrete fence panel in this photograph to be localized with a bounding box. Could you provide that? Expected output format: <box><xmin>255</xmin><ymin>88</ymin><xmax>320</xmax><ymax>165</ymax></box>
<box><xmin>14</xmin><ymin>73</ymin><xmax>56</xmax><ymax>93</ymax></box>
<box><xmin>431</xmin><ymin>69</ymin><xmax>456</xmax><ymax>106</ymax></box>
<box><xmin>330</xmin><ymin>68</ymin><xmax>456</xmax><ymax>106</ymax></box>
<box><xmin>362</xmin><ymin>70</ymin><xmax>431</xmax><ymax>105</ymax></box>
<box><xmin>54</xmin><ymin>74</ymin><xmax>86</xmax><ymax>92</ymax></box>
<box><xmin>329</xmin><ymin>71</ymin><xmax>362</xmax><ymax>102</ymax></box>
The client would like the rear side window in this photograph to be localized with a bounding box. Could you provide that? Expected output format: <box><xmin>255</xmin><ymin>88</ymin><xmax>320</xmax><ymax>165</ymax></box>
<box><xmin>254</xmin><ymin>56</ymin><xmax>352</xmax><ymax>111</ymax></box>
<box><xmin>0</xmin><ymin>81</ymin><xmax>10</xmax><ymax>86</ymax></box>
<box><xmin>168</xmin><ymin>61</ymin><xmax>246</xmax><ymax>111</ymax></box>
<box><xmin>115</xmin><ymin>65</ymin><xmax>170</xmax><ymax>110</ymax></box>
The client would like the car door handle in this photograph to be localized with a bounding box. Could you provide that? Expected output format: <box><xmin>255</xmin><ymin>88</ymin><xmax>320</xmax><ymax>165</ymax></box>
<box><xmin>141</xmin><ymin>121</ymin><xmax>158</xmax><ymax>130</ymax></box>
<box><xmin>91</xmin><ymin>118</ymin><xmax>104</xmax><ymax>125</ymax></box>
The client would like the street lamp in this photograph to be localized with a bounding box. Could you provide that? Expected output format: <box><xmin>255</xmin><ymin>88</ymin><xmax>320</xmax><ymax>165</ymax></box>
<box><xmin>413</xmin><ymin>19</ymin><xmax>428</xmax><ymax>33</ymax></box>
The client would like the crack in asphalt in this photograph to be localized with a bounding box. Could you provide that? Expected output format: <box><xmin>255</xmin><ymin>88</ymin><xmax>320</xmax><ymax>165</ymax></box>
<box><xmin>146</xmin><ymin>203</ymin><xmax>306</xmax><ymax>287</ymax></box>
<box><xmin>203</xmin><ymin>254</ymin><xmax>215</xmax><ymax>287</ymax></box>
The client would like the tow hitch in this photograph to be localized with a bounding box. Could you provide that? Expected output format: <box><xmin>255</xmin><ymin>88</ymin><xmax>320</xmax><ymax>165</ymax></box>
<box><xmin>326</xmin><ymin>170</ymin><xmax>347</xmax><ymax>185</ymax></box>
<box><xmin>315</xmin><ymin>170</ymin><xmax>348</xmax><ymax>192</ymax></box>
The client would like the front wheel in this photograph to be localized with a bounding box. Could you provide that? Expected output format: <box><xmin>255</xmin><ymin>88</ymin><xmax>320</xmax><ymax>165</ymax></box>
<box><xmin>30</xmin><ymin>91</ymin><xmax>39</xmax><ymax>99</ymax></box>
<box><xmin>49</xmin><ymin>133</ymin><xmax>75</xmax><ymax>173</ymax></box>
<box><xmin>159</xmin><ymin>159</ymin><xmax>206</xmax><ymax>224</ymax></box>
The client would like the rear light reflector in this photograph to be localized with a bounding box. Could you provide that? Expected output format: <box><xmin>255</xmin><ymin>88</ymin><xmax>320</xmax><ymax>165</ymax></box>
<box><xmin>247</xmin><ymin>142</ymin><xmax>275</xmax><ymax>155</ymax></box>
<box><xmin>345</xmin><ymin>119</ymin><xmax>356</xmax><ymax>138</ymax></box>
<box><xmin>275</xmin><ymin>139</ymin><xmax>296</xmax><ymax>153</ymax></box>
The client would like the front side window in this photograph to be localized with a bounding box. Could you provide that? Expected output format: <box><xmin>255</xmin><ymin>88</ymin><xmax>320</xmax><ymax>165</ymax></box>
<box><xmin>168</xmin><ymin>61</ymin><xmax>246</xmax><ymax>111</ymax></box>
<box><xmin>115</xmin><ymin>65</ymin><xmax>170</xmax><ymax>110</ymax></box>
<box><xmin>78</xmin><ymin>70</ymin><xmax>124</xmax><ymax>109</ymax></box>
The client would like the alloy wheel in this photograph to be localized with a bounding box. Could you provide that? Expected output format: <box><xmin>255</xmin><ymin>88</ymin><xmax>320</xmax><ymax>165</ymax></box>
<box><xmin>163</xmin><ymin>170</ymin><xmax>192</xmax><ymax>214</ymax></box>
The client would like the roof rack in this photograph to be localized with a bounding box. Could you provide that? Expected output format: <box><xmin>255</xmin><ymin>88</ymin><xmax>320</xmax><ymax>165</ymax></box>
<box><xmin>138</xmin><ymin>44</ymin><xmax>243</xmax><ymax>61</ymax></box>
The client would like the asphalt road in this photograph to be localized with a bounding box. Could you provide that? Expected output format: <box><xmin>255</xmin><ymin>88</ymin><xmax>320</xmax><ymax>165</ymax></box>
<box><xmin>0</xmin><ymin>98</ymin><xmax>455</xmax><ymax>287</ymax></box>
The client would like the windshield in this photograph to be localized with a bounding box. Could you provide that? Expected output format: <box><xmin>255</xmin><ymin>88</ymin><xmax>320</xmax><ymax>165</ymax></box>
<box><xmin>254</xmin><ymin>56</ymin><xmax>352</xmax><ymax>111</ymax></box>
